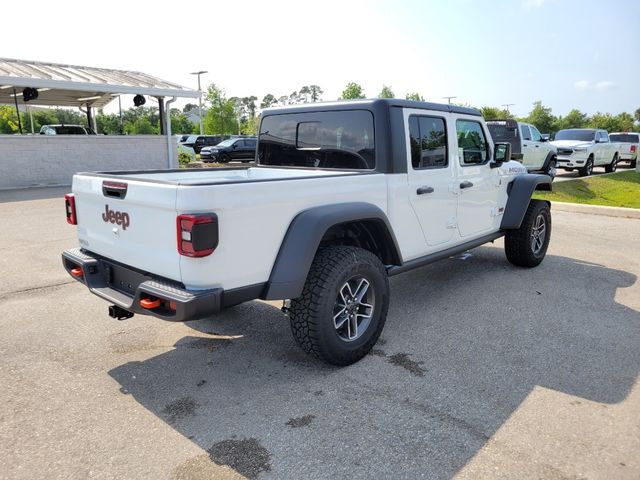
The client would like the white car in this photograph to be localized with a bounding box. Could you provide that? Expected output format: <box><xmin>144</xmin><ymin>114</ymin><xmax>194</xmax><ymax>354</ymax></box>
<box><xmin>62</xmin><ymin>99</ymin><xmax>552</xmax><ymax>366</ymax></box>
<box><xmin>487</xmin><ymin>120</ymin><xmax>557</xmax><ymax>178</ymax></box>
<box><xmin>551</xmin><ymin>129</ymin><xmax>621</xmax><ymax>176</ymax></box>
<box><xmin>609</xmin><ymin>132</ymin><xmax>638</xmax><ymax>169</ymax></box>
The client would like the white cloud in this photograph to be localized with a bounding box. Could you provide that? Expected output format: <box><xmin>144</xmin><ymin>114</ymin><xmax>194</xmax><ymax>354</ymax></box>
<box><xmin>595</xmin><ymin>81</ymin><xmax>615</xmax><ymax>91</ymax></box>
<box><xmin>523</xmin><ymin>0</ymin><xmax>546</xmax><ymax>9</ymax></box>
<box><xmin>574</xmin><ymin>80</ymin><xmax>590</xmax><ymax>90</ymax></box>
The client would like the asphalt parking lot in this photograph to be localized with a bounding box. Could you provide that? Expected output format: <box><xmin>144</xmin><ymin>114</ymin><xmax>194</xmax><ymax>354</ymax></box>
<box><xmin>1</xmin><ymin>188</ymin><xmax>639</xmax><ymax>480</ymax></box>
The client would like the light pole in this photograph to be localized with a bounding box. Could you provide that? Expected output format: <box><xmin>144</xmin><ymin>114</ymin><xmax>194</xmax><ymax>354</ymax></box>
<box><xmin>190</xmin><ymin>70</ymin><xmax>208</xmax><ymax>135</ymax></box>
<box><xmin>443</xmin><ymin>96</ymin><xmax>457</xmax><ymax>105</ymax></box>
<box><xmin>502</xmin><ymin>103</ymin><xmax>515</xmax><ymax>113</ymax></box>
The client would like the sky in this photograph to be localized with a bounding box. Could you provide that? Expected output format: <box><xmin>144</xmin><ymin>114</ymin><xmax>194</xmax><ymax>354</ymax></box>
<box><xmin>3</xmin><ymin>0</ymin><xmax>639</xmax><ymax>118</ymax></box>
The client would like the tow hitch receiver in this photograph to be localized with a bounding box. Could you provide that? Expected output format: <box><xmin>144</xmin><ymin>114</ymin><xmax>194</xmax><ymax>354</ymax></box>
<box><xmin>108</xmin><ymin>305</ymin><xmax>134</xmax><ymax>320</ymax></box>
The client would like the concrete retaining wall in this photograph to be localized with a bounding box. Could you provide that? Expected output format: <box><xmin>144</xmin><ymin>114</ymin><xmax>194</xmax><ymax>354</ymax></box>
<box><xmin>0</xmin><ymin>135</ymin><xmax>177</xmax><ymax>189</ymax></box>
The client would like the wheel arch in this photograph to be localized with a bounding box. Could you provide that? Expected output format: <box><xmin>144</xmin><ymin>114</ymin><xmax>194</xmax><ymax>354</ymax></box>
<box><xmin>263</xmin><ymin>203</ymin><xmax>402</xmax><ymax>300</ymax></box>
<box><xmin>501</xmin><ymin>174</ymin><xmax>552</xmax><ymax>230</ymax></box>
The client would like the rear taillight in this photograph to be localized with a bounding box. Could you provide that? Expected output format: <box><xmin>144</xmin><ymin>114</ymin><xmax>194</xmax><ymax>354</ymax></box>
<box><xmin>177</xmin><ymin>214</ymin><xmax>218</xmax><ymax>257</ymax></box>
<box><xmin>631</xmin><ymin>145</ymin><xmax>637</xmax><ymax>153</ymax></box>
<box><xmin>65</xmin><ymin>193</ymin><xmax>77</xmax><ymax>225</ymax></box>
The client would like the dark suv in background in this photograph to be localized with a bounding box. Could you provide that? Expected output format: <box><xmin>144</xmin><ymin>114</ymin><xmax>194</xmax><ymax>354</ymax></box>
<box><xmin>201</xmin><ymin>137</ymin><xmax>257</xmax><ymax>163</ymax></box>
<box><xmin>180</xmin><ymin>135</ymin><xmax>228</xmax><ymax>154</ymax></box>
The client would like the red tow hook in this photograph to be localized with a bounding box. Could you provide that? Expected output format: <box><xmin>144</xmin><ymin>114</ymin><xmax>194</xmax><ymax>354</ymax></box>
<box><xmin>140</xmin><ymin>298</ymin><xmax>161</xmax><ymax>310</ymax></box>
<box><xmin>70</xmin><ymin>267</ymin><xmax>83</xmax><ymax>278</ymax></box>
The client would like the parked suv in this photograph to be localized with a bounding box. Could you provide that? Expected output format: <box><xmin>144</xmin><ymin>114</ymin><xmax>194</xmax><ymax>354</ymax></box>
<box><xmin>551</xmin><ymin>129</ymin><xmax>620</xmax><ymax>176</ymax></box>
<box><xmin>180</xmin><ymin>135</ymin><xmax>226</xmax><ymax>154</ymax></box>
<box><xmin>487</xmin><ymin>120</ymin><xmax>557</xmax><ymax>178</ymax></box>
<box><xmin>201</xmin><ymin>137</ymin><xmax>257</xmax><ymax>163</ymax></box>
<box><xmin>40</xmin><ymin>124</ymin><xmax>96</xmax><ymax>135</ymax></box>
<box><xmin>609</xmin><ymin>132</ymin><xmax>638</xmax><ymax>168</ymax></box>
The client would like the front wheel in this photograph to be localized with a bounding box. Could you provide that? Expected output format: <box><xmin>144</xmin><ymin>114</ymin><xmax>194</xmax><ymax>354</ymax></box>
<box><xmin>605</xmin><ymin>153</ymin><xmax>618</xmax><ymax>173</ymax></box>
<box><xmin>289</xmin><ymin>246</ymin><xmax>389</xmax><ymax>366</ymax></box>
<box><xmin>505</xmin><ymin>200</ymin><xmax>551</xmax><ymax>268</ymax></box>
<box><xmin>545</xmin><ymin>158</ymin><xmax>557</xmax><ymax>179</ymax></box>
<box><xmin>578</xmin><ymin>156</ymin><xmax>593</xmax><ymax>177</ymax></box>
<box><xmin>220</xmin><ymin>154</ymin><xmax>230</xmax><ymax>163</ymax></box>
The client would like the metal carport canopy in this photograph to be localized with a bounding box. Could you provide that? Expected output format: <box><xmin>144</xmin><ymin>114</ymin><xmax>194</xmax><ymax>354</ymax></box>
<box><xmin>0</xmin><ymin>57</ymin><xmax>199</xmax><ymax>108</ymax></box>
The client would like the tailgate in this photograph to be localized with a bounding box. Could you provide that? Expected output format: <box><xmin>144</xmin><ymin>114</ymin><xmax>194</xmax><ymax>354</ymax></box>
<box><xmin>73</xmin><ymin>175</ymin><xmax>181</xmax><ymax>282</ymax></box>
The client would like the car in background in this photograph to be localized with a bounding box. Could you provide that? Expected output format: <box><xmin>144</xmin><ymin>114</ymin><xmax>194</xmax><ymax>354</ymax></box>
<box><xmin>486</xmin><ymin>119</ymin><xmax>557</xmax><ymax>178</ymax></box>
<box><xmin>609</xmin><ymin>132</ymin><xmax>638</xmax><ymax>168</ymax></box>
<box><xmin>551</xmin><ymin>129</ymin><xmax>620</xmax><ymax>176</ymax></box>
<box><xmin>201</xmin><ymin>137</ymin><xmax>257</xmax><ymax>163</ymax></box>
<box><xmin>176</xmin><ymin>134</ymin><xmax>192</xmax><ymax>144</ymax></box>
<box><xmin>180</xmin><ymin>135</ymin><xmax>226</xmax><ymax>154</ymax></box>
<box><xmin>40</xmin><ymin>124</ymin><xmax>96</xmax><ymax>135</ymax></box>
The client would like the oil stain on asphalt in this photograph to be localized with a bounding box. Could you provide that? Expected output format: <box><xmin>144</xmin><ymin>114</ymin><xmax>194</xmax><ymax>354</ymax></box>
<box><xmin>161</xmin><ymin>396</ymin><xmax>199</xmax><ymax>424</ymax></box>
<box><xmin>207</xmin><ymin>438</ymin><xmax>271</xmax><ymax>479</ymax></box>
<box><xmin>286</xmin><ymin>414</ymin><xmax>315</xmax><ymax>428</ymax></box>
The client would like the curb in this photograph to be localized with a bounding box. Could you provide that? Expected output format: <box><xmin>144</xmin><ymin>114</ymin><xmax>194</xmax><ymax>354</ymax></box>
<box><xmin>550</xmin><ymin>201</ymin><xmax>640</xmax><ymax>219</ymax></box>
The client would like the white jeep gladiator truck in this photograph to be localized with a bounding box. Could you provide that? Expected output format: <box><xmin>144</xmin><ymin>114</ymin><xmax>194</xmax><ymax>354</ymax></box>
<box><xmin>551</xmin><ymin>128</ymin><xmax>620</xmax><ymax>176</ymax></box>
<box><xmin>62</xmin><ymin>99</ymin><xmax>552</xmax><ymax>366</ymax></box>
<box><xmin>486</xmin><ymin>119</ymin><xmax>558</xmax><ymax>179</ymax></box>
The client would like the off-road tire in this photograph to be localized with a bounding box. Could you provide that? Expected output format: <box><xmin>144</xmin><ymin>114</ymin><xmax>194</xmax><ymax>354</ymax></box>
<box><xmin>505</xmin><ymin>200</ymin><xmax>551</xmax><ymax>268</ymax></box>
<box><xmin>605</xmin><ymin>153</ymin><xmax>618</xmax><ymax>173</ymax></box>
<box><xmin>289</xmin><ymin>246</ymin><xmax>389</xmax><ymax>366</ymax></box>
<box><xmin>578</xmin><ymin>155</ymin><xmax>593</xmax><ymax>177</ymax></box>
<box><xmin>631</xmin><ymin>159</ymin><xmax>637</xmax><ymax>169</ymax></box>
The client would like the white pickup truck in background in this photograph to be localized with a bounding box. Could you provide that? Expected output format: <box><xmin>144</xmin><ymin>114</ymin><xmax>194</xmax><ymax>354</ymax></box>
<box><xmin>609</xmin><ymin>132</ymin><xmax>639</xmax><ymax>169</ymax></box>
<box><xmin>487</xmin><ymin>120</ymin><xmax>557</xmax><ymax>179</ymax></box>
<box><xmin>551</xmin><ymin>128</ymin><xmax>621</xmax><ymax>176</ymax></box>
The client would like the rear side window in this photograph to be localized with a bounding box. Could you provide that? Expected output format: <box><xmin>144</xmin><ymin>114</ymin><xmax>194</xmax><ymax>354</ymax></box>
<box><xmin>487</xmin><ymin>123</ymin><xmax>518</xmax><ymax>142</ymax></box>
<box><xmin>521</xmin><ymin>125</ymin><xmax>532</xmax><ymax>141</ymax></box>
<box><xmin>245</xmin><ymin>139</ymin><xmax>256</xmax><ymax>147</ymax></box>
<box><xmin>259</xmin><ymin>110</ymin><xmax>375</xmax><ymax>169</ymax></box>
<box><xmin>408</xmin><ymin>115</ymin><xmax>447</xmax><ymax>169</ymax></box>
<box><xmin>610</xmin><ymin>133</ymin><xmax>640</xmax><ymax>143</ymax></box>
<box><xmin>456</xmin><ymin>120</ymin><xmax>489</xmax><ymax>165</ymax></box>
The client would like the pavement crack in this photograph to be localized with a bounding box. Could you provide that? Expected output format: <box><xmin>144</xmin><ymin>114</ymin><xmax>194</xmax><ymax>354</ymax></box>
<box><xmin>0</xmin><ymin>280</ymin><xmax>76</xmax><ymax>300</ymax></box>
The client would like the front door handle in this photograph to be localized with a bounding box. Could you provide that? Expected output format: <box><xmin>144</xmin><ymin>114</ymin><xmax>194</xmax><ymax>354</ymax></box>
<box><xmin>460</xmin><ymin>181</ymin><xmax>474</xmax><ymax>189</ymax></box>
<box><xmin>416</xmin><ymin>186</ymin><xmax>434</xmax><ymax>195</ymax></box>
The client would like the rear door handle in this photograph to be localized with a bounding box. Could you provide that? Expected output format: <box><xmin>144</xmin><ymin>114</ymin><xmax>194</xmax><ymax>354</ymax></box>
<box><xmin>460</xmin><ymin>181</ymin><xmax>474</xmax><ymax>189</ymax></box>
<box><xmin>416</xmin><ymin>186</ymin><xmax>434</xmax><ymax>195</ymax></box>
<box><xmin>535</xmin><ymin>145</ymin><xmax>540</xmax><ymax>148</ymax></box>
<box><xmin>523</xmin><ymin>144</ymin><xmax>528</xmax><ymax>147</ymax></box>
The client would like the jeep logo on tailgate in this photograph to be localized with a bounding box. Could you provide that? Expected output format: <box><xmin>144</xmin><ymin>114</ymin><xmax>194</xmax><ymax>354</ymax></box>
<box><xmin>102</xmin><ymin>205</ymin><xmax>130</xmax><ymax>230</ymax></box>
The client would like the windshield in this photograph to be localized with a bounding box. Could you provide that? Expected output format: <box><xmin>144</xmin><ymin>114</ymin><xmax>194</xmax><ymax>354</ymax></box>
<box><xmin>555</xmin><ymin>129</ymin><xmax>595</xmax><ymax>142</ymax></box>
<box><xmin>609</xmin><ymin>133</ymin><xmax>639</xmax><ymax>143</ymax></box>
<box><xmin>258</xmin><ymin>110</ymin><xmax>375</xmax><ymax>169</ymax></box>
<box><xmin>216</xmin><ymin>139</ymin><xmax>235</xmax><ymax>147</ymax></box>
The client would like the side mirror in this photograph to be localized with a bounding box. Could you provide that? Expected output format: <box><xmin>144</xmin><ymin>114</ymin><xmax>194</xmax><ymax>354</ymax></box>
<box><xmin>232</xmin><ymin>143</ymin><xmax>237</xmax><ymax>149</ymax></box>
<box><xmin>492</xmin><ymin>142</ymin><xmax>511</xmax><ymax>168</ymax></box>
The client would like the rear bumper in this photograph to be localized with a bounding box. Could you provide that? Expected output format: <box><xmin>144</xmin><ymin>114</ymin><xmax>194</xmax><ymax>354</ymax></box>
<box><xmin>62</xmin><ymin>248</ymin><xmax>222</xmax><ymax>321</ymax></box>
<box><xmin>619</xmin><ymin>153</ymin><xmax>637</xmax><ymax>161</ymax></box>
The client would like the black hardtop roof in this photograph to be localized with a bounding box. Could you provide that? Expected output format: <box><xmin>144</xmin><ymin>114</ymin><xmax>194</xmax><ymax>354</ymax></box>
<box><xmin>262</xmin><ymin>98</ymin><xmax>481</xmax><ymax>117</ymax></box>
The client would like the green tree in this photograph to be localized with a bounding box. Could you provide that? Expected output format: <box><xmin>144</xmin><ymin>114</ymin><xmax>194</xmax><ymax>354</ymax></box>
<box><xmin>340</xmin><ymin>82</ymin><xmax>365</xmax><ymax>100</ymax></box>
<box><xmin>524</xmin><ymin>101</ymin><xmax>556</xmax><ymax>134</ymax></box>
<box><xmin>203</xmin><ymin>83</ymin><xmax>237</xmax><ymax>134</ymax></box>
<box><xmin>634</xmin><ymin>107</ymin><xmax>640</xmax><ymax>123</ymax></box>
<box><xmin>555</xmin><ymin>109</ymin><xmax>588</xmax><ymax>130</ymax></box>
<box><xmin>405</xmin><ymin>92</ymin><xmax>424</xmax><ymax>101</ymax></box>
<box><xmin>309</xmin><ymin>85</ymin><xmax>323</xmax><ymax>102</ymax></box>
<box><xmin>96</xmin><ymin>111</ymin><xmax>123</xmax><ymax>135</ymax></box>
<box><xmin>615</xmin><ymin>112</ymin><xmax>635</xmax><ymax>132</ymax></box>
<box><xmin>587</xmin><ymin>112</ymin><xmax>620</xmax><ymax>132</ymax></box>
<box><xmin>170</xmin><ymin>108</ymin><xmax>196</xmax><ymax>134</ymax></box>
<box><xmin>183</xmin><ymin>103</ymin><xmax>198</xmax><ymax>113</ymax></box>
<box><xmin>260</xmin><ymin>94</ymin><xmax>277</xmax><ymax>109</ymax></box>
<box><xmin>125</xmin><ymin>116</ymin><xmax>157</xmax><ymax>135</ymax></box>
<box><xmin>479</xmin><ymin>106</ymin><xmax>513</xmax><ymax>120</ymax></box>
<box><xmin>378</xmin><ymin>85</ymin><xmax>395</xmax><ymax>99</ymax></box>
<box><xmin>0</xmin><ymin>105</ymin><xmax>20</xmax><ymax>133</ymax></box>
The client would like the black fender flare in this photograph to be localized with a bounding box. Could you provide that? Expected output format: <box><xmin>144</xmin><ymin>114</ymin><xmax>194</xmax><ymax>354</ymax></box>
<box><xmin>263</xmin><ymin>202</ymin><xmax>401</xmax><ymax>300</ymax></box>
<box><xmin>500</xmin><ymin>174</ymin><xmax>552</xmax><ymax>230</ymax></box>
<box><xmin>541</xmin><ymin>151</ymin><xmax>556</xmax><ymax>171</ymax></box>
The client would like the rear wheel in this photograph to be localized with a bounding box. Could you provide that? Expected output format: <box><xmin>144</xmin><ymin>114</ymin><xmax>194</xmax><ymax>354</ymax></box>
<box><xmin>578</xmin><ymin>155</ymin><xmax>593</xmax><ymax>177</ymax></box>
<box><xmin>289</xmin><ymin>246</ymin><xmax>389</xmax><ymax>366</ymax></box>
<box><xmin>605</xmin><ymin>153</ymin><xmax>618</xmax><ymax>173</ymax></box>
<box><xmin>631</xmin><ymin>159</ymin><xmax>637</xmax><ymax>169</ymax></box>
<box><xmin>505</xmin><ymin>200</ymin><xmax>551</xmax><ymax>268</ymax></box>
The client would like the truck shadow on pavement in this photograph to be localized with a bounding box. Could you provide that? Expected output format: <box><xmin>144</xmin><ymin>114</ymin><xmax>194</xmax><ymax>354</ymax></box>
<box><xmin>109</xmin><ymin>248</ymin><xmax>640</xmax><ymax>479</ymax></box>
